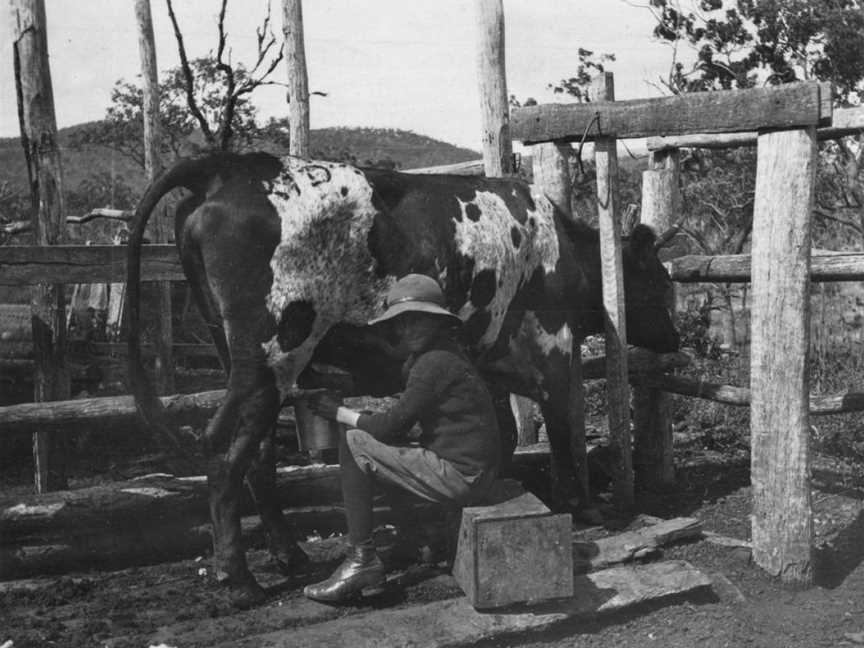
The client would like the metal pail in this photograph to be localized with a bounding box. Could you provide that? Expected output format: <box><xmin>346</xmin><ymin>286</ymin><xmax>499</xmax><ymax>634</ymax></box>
<box><xmin>294</xmin><ymin>398</ymin><xmax>342</xmax><ymax>451</ymax></box>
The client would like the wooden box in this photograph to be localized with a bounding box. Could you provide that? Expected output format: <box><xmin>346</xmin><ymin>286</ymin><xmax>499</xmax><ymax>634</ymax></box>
<box><xmin>452</xmin><ymin>492</ymin><xmax>573</xmax><ymax>609</ymax></box>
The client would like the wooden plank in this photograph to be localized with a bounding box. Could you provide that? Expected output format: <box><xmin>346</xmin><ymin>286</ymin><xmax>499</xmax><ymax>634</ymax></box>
<box><xmin>668</xmin><ymin>251</ymin><xmax>864</xmax><ymax>283</ymax></box>
<box><xmin>750</xmin><ymin>128</ymin><xmax>815</xmax><ymax>585</ymax></box>
<box><xmin>593</xmin><ymin>73</ymin><xmax>633</xmax><ymax>510</ymax></box>
<box><xmin>474</xmin><ymin>0</ymin><xmax>512</xmax><ymax>177</ymax></box>
<box><xmin>403</xmin><ymin>159</ymin><xmax>486</xmax><ymax>175</ymax></box>
<box><xmin>219</xmin><ymin>560</ymin><xmax>711</xmax><ymax>648</ymax></box>
<box><xmin>512</xmin><ymin>82</ymin><xmax>824</xmax><ymax>144</ymax></box>
<box><xmin>0</xmin><ymin>244</ymin><xmax>184</xmax><ymax>284</ymax></box>
<box><xmin>573</xmin><ymin>517</ymin><xmax>703</xmax><ymax>572</ymax></box>
<box><xmin>12</xmin><ymin>0</ymin><xmax>71</xmax><ymax>493</ymax></box>
<box><xmin>647</xmin><ymin>105</ymin><xmax>864</xmax><ymax>150</ymax></box>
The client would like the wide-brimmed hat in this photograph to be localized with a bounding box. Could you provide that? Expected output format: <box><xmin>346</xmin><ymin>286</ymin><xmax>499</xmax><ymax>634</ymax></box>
<box><xmin>368</xmin><ymin>274</ymin><xmax>461</xmax><ymax>326</ymax></box>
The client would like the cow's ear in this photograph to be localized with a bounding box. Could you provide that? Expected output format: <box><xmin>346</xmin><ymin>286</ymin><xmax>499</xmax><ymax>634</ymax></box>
<box><xmin>629</xmin><ymin>224</ymin><xmax>657</xmax><ymax>266</ymax></box>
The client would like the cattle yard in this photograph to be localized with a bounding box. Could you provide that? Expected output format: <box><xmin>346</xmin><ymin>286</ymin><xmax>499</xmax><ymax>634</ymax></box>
<box><xmin>3</xmin><ymin>1</ymin><xmax>864</xmax><ymax>647</ymax></box>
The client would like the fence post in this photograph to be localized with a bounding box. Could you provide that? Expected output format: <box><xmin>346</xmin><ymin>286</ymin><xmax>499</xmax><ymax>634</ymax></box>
<box><xmin>474</xmin><ymin>0</ymin><xmax>512</xmax><ymax>177</ymax></box>
<box><xmin>282</xmin><ymin>0</ymin><xmax>309</xmax><ymax>158</ymax></box>
<box><xmin>633</xmin><ymin>149</ymin><xmax>680</xmax><ymax>489</ymax></box>
<box><xmin>474</xmin><ymin>0</ymin><xmax>536</xmax><ymax>449</ymax></box>
<box><xmin>11</xmin><ymin>0</ymin><xmax>70</xmax><ymax>492</ymax></box>
<box><xmin>135</xmin><ymin>0</ymin><xmax>173</xmax><ymax>396</ymax></box>
<box><xmin>592</xmin><ymin>72</ymin><xmax>633</xmax><ymax>510</ymax></box>
<box><xmin>750</xmin><ymin>127</ymin><xmax>815</xmax><ymax>585</ymax></box>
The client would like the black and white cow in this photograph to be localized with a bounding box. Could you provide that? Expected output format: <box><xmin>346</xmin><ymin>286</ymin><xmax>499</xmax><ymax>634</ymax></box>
<box><xmin>127</xmin><ymin>151</ymin><xmax>679</xmax><ymax>598</ymax></box>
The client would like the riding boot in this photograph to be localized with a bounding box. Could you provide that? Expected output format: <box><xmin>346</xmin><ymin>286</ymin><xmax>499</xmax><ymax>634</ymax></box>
<box><xmin>303</xmin><ymin>544</ymin><xmax>385</xmax><ymax>603</ymax></box>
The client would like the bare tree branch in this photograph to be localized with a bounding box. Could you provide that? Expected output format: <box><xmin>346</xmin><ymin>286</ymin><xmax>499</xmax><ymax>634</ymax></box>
<box><xmin>813</xmin><ymin>206</ymin><xmax>864</xmax><ymax>235</ymax></box>
<box><xmin>165</xmin><ymin>0</ymin><xmax>214</xmax><ymax>144</ymax></box>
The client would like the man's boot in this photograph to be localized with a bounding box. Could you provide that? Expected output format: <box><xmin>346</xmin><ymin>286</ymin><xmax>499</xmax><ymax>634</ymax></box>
<box><xmin>303</xmin><ymin>544</ymin><xmax>385</xmax><ymax>603</ymax></box>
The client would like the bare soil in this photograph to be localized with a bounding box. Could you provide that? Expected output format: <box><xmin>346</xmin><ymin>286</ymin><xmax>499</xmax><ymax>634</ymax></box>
<box><xmin>3</xmin><ymin>430</ymin><xmax>863</xmax><ymax>648</ymax></box>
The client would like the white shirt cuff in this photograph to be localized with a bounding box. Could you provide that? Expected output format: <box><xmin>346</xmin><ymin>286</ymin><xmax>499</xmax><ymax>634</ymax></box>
<box><xmin>336</xmin><ymin>406</ymin><xmax>361</xmax><ymax>428</ymax></box>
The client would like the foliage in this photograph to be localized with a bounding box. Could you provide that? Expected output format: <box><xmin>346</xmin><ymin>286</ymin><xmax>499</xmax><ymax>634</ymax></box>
<box><xmin>548</xmin><ymin>48</ymin><xmax>616</xmax><ymax>103</ymax></box>
<box><xmin>68</xmin><ymin>57</ymin><xmax>266</xmax><ymax>168</ymax></box>
<box><xmin>648</xmin><ymin>0</ymin><xmax>864</xmax><ymax>102</ymax></box>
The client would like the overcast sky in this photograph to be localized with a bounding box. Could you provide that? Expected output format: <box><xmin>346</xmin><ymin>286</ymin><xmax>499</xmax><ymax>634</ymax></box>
<box><xmin>1</xmin><ymin>1</ymin><xmax>689</xmax><ymax>151</ymax></box>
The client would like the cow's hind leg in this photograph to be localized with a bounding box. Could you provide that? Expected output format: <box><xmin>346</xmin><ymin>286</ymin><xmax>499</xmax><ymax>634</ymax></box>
<box><xmin>245</xmin><ymin>434</ymin><xmax>310</xmax><ymax>574</ymax></box>
<box><xmin>204</xmin><ymin>319</ymin><xmax>280</xmax><ymax>607</ymax></box>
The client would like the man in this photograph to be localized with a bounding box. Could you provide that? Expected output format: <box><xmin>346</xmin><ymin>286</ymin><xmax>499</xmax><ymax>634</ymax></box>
<box><xmin>304</xmin><ymin>274</ymin><xmax>501</xmax><ymax>603</ymax></box>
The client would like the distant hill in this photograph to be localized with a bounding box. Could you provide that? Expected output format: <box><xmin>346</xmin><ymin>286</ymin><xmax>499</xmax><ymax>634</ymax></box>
<box><xmin>0</xmin><ymin>123</ymin><xmax>481</xmax><ymax>203</ymax></box>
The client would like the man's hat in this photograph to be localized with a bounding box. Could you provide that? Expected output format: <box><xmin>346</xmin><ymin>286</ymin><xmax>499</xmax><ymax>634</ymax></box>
<box><xmin>368</xmin><ymin>274</ymin><xmax>461</xmax><ymax>326</ymax></box>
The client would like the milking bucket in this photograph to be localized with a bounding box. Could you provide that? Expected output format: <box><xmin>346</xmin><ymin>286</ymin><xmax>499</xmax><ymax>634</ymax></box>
<box><xmin>294</xmin><ymin>397</ymin><xmax>343</xmax><ymax>451</ymax></box>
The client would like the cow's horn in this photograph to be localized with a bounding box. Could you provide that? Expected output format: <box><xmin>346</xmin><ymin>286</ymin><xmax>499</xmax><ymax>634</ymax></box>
<box><xmin>654</xmin><ymin>225</ymin><xmax>680</xmax><ymax>251</ymax></box>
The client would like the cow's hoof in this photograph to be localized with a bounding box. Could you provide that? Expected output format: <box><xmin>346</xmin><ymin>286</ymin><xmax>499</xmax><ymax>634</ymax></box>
<box><xmin>229</xmin><ymin>580</ymin><xmax>268</xmax><ymax>609</ymax></box>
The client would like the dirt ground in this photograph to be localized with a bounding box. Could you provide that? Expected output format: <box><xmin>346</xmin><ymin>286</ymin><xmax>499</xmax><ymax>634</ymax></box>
<box><xmin>3</xmin><ymin>428</ymin><xmax>863</xmax><ymax>648</ymax></box>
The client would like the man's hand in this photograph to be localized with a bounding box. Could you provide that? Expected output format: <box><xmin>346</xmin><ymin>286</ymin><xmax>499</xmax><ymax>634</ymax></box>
<box><xmin>308</xmin><ymin>393</ymin><xmax>341</xmax><ymax>421</ymax></box>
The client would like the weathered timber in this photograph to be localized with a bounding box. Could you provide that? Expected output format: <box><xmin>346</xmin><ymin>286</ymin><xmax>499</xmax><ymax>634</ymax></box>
<box><xmin>135</xmin><ymin>0</ymin><xmax>173</xmax><ymax>396</ymax></box>
<box><xmin>0</xmin><ymin>351</ymin><xmax>687</xmax><ymax>434</ymax></box>
<box><xmin>647</xmin><ymin>105</ymin><xmax>864</xmax><ymax>151</ymax></box>
<box><xmin>13</xmin><ymin>0</ymin><xmax>71</xmax><ymax>493</ymax></box>
<box><xmin>474</xmin><ymin>0</ymin><xmax>513</xmax><ymax>177</ymax></box>
<box><xmin>0</xmin><ymin>244</ymin><xmax>183</xmax><ymax>285</ymax></box>
<box><xmin>283</xmin><ymin>0</ymin><xmax>310</xmax><ymax>157</ymax></box>
<box><xmin>573</xmin><ymin>516</ymin><xmax>702</xmax><ymax>572</ymax></box>
<box><xmin>646</xmin><ymin>373</ymin><xmax>864</xmax><ymax>415</ymax></box>
<box><xmin>750</xmin><ymin>128</ymin><xmax>815</xmax><ymax>585</ymax></box>
<box><xmin>532</xmin><ymin>141</ymin><xmax>573</xmax><ymax>219</ymax></box>
<box><xmin>2</xmin><ymin>210</ymin><xmax>133</xmax><ymax>237</ymax></box>
<box><xmin>512</xmin><ymin>81</ymin><xmax>826</xmax><ymax>144</ymax></box>
<box><xmin>0</xmin><ymin>389</ymin><xmax>226</xmax><ymax>434</ymax></box>
<box><xmin>634</xmin><ymin>149</ymin><xmax>680</xmax><ymax>490</ymax></box>
<box><xmin>592</xmin><ymin>73</ymin><xmax>633</xmax><ymax>510</ymax></box>
<box><xmin>216</xmin><ymin>561</ymin><xmax>712</xmax><ymax>647</ymax></box>
<box><xmin>404</xmin><ymin>159</ymin><xmax>486</xmax><ymax>176</ymax></box>
<box><xmin>668</xmin><ymin>251</ymin><xmax>864</xmax><ymax>283</ymax></box>
<box><xmin>582</xmin><ymin>349</ymin><xmax>690</xmax><ymax>380</ymax></box>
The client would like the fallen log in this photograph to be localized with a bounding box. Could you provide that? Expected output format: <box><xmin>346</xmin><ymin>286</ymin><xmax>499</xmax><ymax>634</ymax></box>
<box><xmin>645</xmin><ymin>373</ymin><xmax>864</xmax><ymax>415</ymax></box>
<box><xmin>573</xmin><ymin>516</ymin><xmax>703</xmax><ymax>572</ymax></box>
<box><xmin>0</xmin><ymin>389</ymin><xmax>226</xmax><ymax>434</ymax></box>
<box><xmin>0</xmin><ymin>350</ymin><xmax>689</xmax><ymax>435</ymax></box>
<box><xmin>0</xmin><ymin>451</ymin><xmax>549</xmax><ymax>579</ymax></box>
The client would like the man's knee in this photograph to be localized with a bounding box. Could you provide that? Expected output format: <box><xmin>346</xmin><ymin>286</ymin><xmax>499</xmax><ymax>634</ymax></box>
<box><xmin>345</xmin><ymin>428</ymin><xmax>377</xmax><ymax>474</ymax></box>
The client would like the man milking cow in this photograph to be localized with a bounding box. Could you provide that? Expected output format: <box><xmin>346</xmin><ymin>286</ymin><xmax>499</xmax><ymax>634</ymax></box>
<box><xmin>127</xmin><ymin>152</ymin><xmax>679</xmax><ymax>606</ymax></box>
<box><xmin>302</xmin><ymin>273</ymin><xmax>502</xmax><ymax>603</ymax></box>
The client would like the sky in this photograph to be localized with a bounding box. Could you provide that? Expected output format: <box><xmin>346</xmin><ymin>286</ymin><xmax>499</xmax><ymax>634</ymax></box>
<box><xmin>1</xmin><ymin>0</ymin><xmax>690</xmax><ymax>152</ymax></box>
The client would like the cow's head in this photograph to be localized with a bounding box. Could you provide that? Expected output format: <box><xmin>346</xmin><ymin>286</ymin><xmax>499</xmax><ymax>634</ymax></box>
<box><xmin>621</xmin><ymin>224</ymin><xmax>680</xmax><ymax>353</ymax></box>
<box><xmin>263</xmin><ymin>158</ymin><xmax>392</xmax><ymax>392</ymax></box>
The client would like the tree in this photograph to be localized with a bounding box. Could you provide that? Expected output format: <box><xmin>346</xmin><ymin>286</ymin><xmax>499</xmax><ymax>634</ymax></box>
<box><xmin>70</xmin><ymin>0</ymin><xmax>285</xmax><ymax>166</ymax></box>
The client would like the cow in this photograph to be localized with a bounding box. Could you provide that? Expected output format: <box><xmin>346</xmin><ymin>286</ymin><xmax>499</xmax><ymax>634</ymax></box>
<box><xmin>127</xmin><ymin>151</ymin><xmax>679</xmax><ymax>604</ymax></box>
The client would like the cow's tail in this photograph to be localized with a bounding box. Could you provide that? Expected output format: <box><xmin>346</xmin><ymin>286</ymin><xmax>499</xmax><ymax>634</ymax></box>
<box><xmin>126</xmin><ymin>152</ymin><xmax>284</xmax><ymax>455</ymax></box>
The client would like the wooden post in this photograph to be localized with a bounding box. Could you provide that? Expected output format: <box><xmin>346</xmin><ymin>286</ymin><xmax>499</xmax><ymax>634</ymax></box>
<box><xmin>282</xmin><ymin>0</ymin><xmax>309</xmax><ymax>158</ymax></box>
<box><xmin>474</xmin><ymin>0</ymin><xmax>512</xmax><ymax>177</ymax></box>
<box><xmin>531</xmin><ymin>142</ymin><xmax>572</xmax><ymax>219</ymax></box>
<box><xmin>134</xmin><ymin>0</ymin><xmax>173</xmax><ymax>396</ymax></box>
<box><xmin>750</xmin><ymin>128</ymin><xmax>815</xmax><ymax>585</ymax></box>
<box><xmin>11</xmin><ymin>0</ymin><xmax>70</xmax><ymax>492</ymax></box>
<box><xmin>633</xmin><ymin>149</ymin><xmax>679</xmax><ymax>489</ymax></box>
<box><xmin>592</xmin><ymin>72</ymin><xmax>633</xmax><ymax>510</ymax></box>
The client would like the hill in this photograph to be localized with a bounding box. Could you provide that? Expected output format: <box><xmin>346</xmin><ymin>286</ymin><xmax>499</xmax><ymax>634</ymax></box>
<box><xmin>0</xmin><ymin>123</ymin><xmax>480</xmax><ymax>212</ymax></box>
